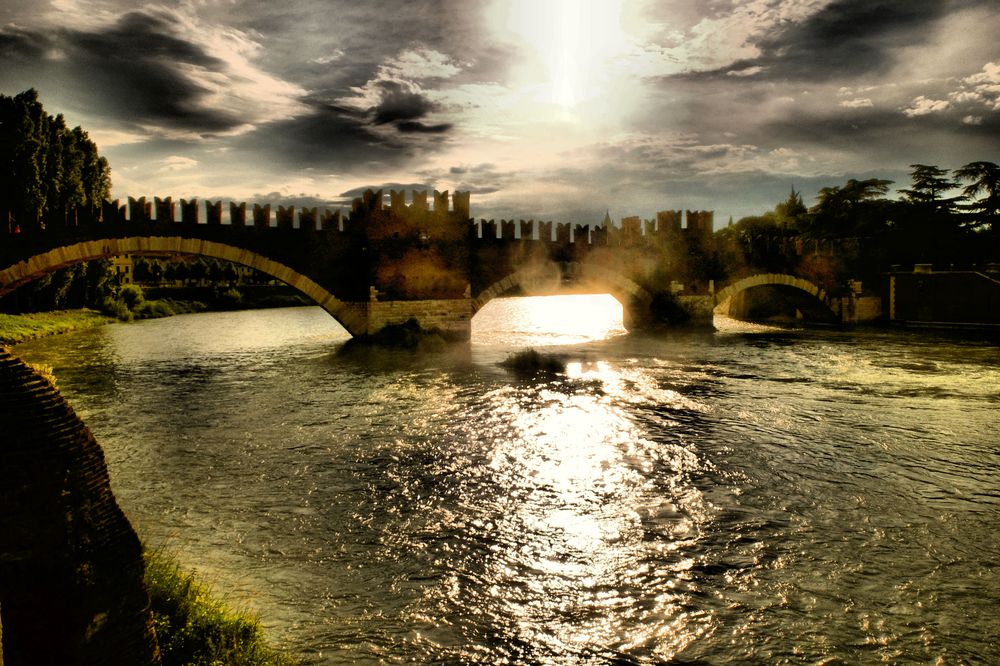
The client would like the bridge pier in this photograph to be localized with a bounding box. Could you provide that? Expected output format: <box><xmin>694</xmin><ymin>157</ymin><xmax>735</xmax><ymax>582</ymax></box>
<box><xmin>342</xmin><ymin>296</ymin><xmax>473</xmax><ymax>341</ymax></box>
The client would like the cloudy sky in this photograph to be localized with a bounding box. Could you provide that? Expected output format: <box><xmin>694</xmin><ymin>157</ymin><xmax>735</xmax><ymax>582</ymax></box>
<box><xmin>1</xmin><ymin>0</ymin><xmax>998</xmax><ymax>225</ymax></box>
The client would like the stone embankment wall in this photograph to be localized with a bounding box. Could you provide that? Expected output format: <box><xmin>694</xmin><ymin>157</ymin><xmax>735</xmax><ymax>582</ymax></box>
<box><xmin>889</xmin><ymin>270</ymin><xmax>1000</xmax><ymax>326</ymax></box>
<box><xmin>0</xmin><ymin>348</ymin><xmax>160</xmax><ymax>665</ymax></box>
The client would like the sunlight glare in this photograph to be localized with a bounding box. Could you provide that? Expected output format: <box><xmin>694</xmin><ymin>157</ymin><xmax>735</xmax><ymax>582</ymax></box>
<box><xmin>497</xmin><ymin>0</ymin><xmax>630</xmax><ymax>109</ymax></box>
<box><xmin>472</xmin><ymin>294</ymin><xmax>626</xmax><ymax>346</ymax></box>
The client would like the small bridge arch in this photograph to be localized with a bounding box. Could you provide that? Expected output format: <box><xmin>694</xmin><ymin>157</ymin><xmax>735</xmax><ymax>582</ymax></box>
<box><xmin>473</xmin><ymin>262</ymin><xmax>655</xmax><ymax>329</ymax></box>
<box><xmin>714</xmin><ymin>273</ymin><xmax>837</xmax><ymax>321</ymax></box>
<box><xmin>0</xmin><ymin>237</ymin><xmax>368</xmax><ymax>335</ymax></box>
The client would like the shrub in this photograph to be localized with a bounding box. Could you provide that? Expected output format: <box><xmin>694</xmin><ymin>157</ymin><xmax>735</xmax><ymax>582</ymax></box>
<box><xmin>217</xmin><ymin>287</ymin><xmax>243</xmax><ymax>309</ymax></box>
<box><xmin>119</xmin><ymin>283</ymin><xmax>145</xmax><ymax>311</ymax></box>
<box><xmin>500</xmin><ymin>348</ymin><xmax>566</xmax><ymax>375</ymax></box>
<box><xmin>100</xmin><ymin>295</ymin><xmax>133</xmax><ymax>321</ymax></box>
<box><xmin>136</xmin><ymin>300</ymin><xmax>176</xmax><ymax>319</ymax></box>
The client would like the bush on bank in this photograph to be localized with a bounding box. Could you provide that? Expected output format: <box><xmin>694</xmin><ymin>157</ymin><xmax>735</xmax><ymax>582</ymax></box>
<box><xmin>99</xmin><ymin>283</ymin><xmax>209</xmax><ymax>322</ymax></box>
<box><xmin>144</xmin><ymin>550</ymin><xmax>297</xmax><ymax>666</ymax></box>
<box><xmin>99</xmin><ymin>284</ymin><xmax>306</xmax><ymax>322</ymax></box>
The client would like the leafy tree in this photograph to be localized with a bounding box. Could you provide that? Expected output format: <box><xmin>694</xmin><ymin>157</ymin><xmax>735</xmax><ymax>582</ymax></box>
<box><xmin>803</xmin><ymin>178</ymin><xmax>894</xmax><ymax>238</ymax></box>
<box><xmin>0</xmin><ymin>90</ymin><xmax>47</xmax><ymax>229</ymax></box>
<box><xmin>774</xmin><ymin>187</ymin><xmax>807</xmax><ymax>230</ymax></box>
<box><xmin>171</xmin><ymin>261</ymin><xmax>190</xmax><ymax>285</ymax></box>
<box><xmin>149</xmin><ymin>259</ymin><xmax>164</xmax><ymax>284</ymax></box>
<box><xmin>74</xmin><ymin>127</ymin><xmax>111</xmax><ymax>207</ymax></box>
<box><xmin>189</xmin><ymin>258</ymin><xmax>209</xmax><ymax>285</ymax></box>
<box><xmin>899</xmin><ymin>164</ymin><xmax>963</xmax><ymax>212</ymax></box>
<box><xmin>207</xmin><ymin>259</ymin><xmax>225</xmax><ymax>283</ymax></box>
<box><xmin>133</xmin><ymin>257</ymin><xmax>152</xmax><ymax>283</ymax></box>
<box><xmin>0</xmin><ymin>88</ymin><xmax>111</xmax><ymax>230</ymax></box>
<box><xmin>954</xmin><ymin>161</ymin><xmax>1000</xmax><ymax>232</ymax></box>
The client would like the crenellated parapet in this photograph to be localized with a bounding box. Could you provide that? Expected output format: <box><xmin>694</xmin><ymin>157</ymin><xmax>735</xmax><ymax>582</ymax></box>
<box><xmin>470</xmin><ymin>208</ymin><xmax>714</xmax><ymax>251</ymax></box>
<box><xmin>127</xmin><ymin>196</ymin><xmax>151</xmax><ymax>224</ymax></box>
<box><xmin>17</xmin><ymin>189</ymin><xmax>472</xmax><ymax>240</ymax></box>
<box><xmin>206</xmin><ymin>200</ymin><xmax>222</xmax><ymax>225</ymax></box>
<box><xmin>299</xmin><ymin>207</ymin><xmax>318</xmax><ymax>231</ymax></box>
<box><xmin>276</xmin><ymin>205</ymin><xmax>295</xmax><ymax>229</ymax></box>
<box><xmin>154</xmin><ymin>196</ymin><xmax>174</xmax><ymax>223</ymax></box>
<box><xmin>685</xmin><ymin>210</ymin><xmax>714</xmax><ymax>242</ymax></box>
<box><xmin>180</xmin><ymin>198</ymin><xmax>199</xmax><ymax>224</ymax></box>
<box><xmin>467</xmin><ymin>207</ymin><xmax>720</xmax><ymax>305</ymax></box>
<box><xmin>230</xmin><ymin>201</ymin><xmax>247</xmax><ymax>227</ymax></box>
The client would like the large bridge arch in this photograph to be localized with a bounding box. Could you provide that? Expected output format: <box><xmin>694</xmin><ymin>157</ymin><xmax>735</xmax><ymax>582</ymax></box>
<box><xmin>714</xmin><ymin>273</ymin><xmax>838</xmax><ymax>321</ymax></box>
<box><xmin>0</xmin><ymin>237</ymin><xmax>368</xmax><ymax>335</ymax></box>
<box><xmin>472</xmin><ymin>262</ymin><xmax>655</xmax><ymax>329</ymax></box>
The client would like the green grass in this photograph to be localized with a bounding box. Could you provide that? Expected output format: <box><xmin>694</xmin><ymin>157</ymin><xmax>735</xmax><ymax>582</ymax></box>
<box><xmin>0</xmin><ymin>308</ymin><xmax>114</xmax><ymax>344</ymax></box>
<box><xmin>144</xmin><ymin>550</ymin><xmax>298</xmax><ymax>666</ymax></box>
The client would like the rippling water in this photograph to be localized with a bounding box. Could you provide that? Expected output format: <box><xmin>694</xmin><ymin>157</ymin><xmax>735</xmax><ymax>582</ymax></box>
<box><xmin>15</xmin><ymin>301</ymin><xmax>1000</xmax><ymax>664</ymax></box>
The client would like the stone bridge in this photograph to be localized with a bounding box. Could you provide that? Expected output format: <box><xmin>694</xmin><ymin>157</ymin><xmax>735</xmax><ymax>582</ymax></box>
<box><xmin>1</xmin><ymin>190</ymin><xmax>866</xmax><ymax>337</ymax></box>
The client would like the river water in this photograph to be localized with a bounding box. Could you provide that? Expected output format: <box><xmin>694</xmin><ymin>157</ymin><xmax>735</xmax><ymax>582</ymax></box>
<box><xmin>14</xmin><ymin>300</ymin><xmax>1000</xmax><ymax>664</ymax></box>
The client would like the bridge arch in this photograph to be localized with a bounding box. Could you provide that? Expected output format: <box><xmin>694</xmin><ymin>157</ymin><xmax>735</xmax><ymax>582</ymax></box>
<box><xmin>472</xmin><ymin>263</ymin><xmax>654</xmax><ymax>329</ymax></box>
<box><xmin>0</xmin><ymin>237</ymin><xmax>368</xmax><ymax>335</ymax></box>
<box><xmin>714</xmin><ymin>273</ymin><xmax>837</xmax><ymax>320</ymax></box>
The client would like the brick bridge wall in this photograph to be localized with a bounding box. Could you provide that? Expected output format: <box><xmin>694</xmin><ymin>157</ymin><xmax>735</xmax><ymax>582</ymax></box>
<box><xmin>0</xmin><ymin>348</ymin><xmax>161</xmax><ymax>664</ymax></box>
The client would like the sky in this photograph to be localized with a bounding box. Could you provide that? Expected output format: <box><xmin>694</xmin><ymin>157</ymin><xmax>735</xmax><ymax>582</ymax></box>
<box><xmin>1</xmin><ymin>0</ymin><xmax>998</xmax><ymax>226</ymax></box>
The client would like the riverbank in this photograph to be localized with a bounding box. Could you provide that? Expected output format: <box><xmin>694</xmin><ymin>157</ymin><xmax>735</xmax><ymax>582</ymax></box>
<box><xmin>0</xmin><ymin>308</ymin><xmax>113</xmax><ymax>344</ymax></box>
<box><xmin>0</xmin><ymin>286</ymin><xmax>314</xmax><ymax>345</ymax></box>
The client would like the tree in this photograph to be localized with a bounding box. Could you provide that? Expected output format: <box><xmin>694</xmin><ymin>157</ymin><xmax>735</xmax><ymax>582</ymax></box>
<box><xmin>899</xmin><ymin>164</ymin><xmax>963</xmax><ymax>212</ymax></box>
<box><xmin>73</xmin><ymin>127</ymin><xmax>111</xmax><ymax>214</ymax></box>
<box><xmin>895</xmin><ymin>164</ymin><xmax>971</xmax><ymax>264</ymax></box>
<box><xmin>189</xmin><ymin>258</ymin><xmax>208</xmax><ymax>285</ymax></box>
<box><xmin>0</xmin><ymin>89</ymin><xmax>111</xmax><ymax>230</ymax></box>
<box><xmin>803</xmin><ymin>178</ymin><xmax>894</xmax><ymax>238</ymax></box>
<box><xmin>774</xmin><ymin>187</ymin><xmax>807</xmax><ymax>230</ymax></box>
<box><xmin>954</xmin><ymin>161</ymin><xmax>1000</xmax><ymax>232</ymax></box>
<box><xmin>0</xmin><ymin>90</ymin><xmax>47</xmax><ymax>229</ymax></box>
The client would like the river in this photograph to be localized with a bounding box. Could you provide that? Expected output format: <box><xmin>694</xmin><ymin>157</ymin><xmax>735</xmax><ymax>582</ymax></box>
<box><xmin>14</xmin><ymin>300</ymin><xmax>1000</xmax><ymax>664</ymax></box>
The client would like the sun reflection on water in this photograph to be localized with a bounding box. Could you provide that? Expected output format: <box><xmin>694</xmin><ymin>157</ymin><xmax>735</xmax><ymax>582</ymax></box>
<box><xmin>461</xmin><ymin>358</ymin><xmax>717</xmax><ymax>661</ymax></box>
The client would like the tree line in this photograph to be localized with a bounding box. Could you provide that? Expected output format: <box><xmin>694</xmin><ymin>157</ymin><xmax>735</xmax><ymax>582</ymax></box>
<box><xmin>1</xmin><ymin>89</ymin><xmax>112</xmax><ymax>232</ymax></box>
<box><xmin>713</xmin><ymin>162</ymin><xmax>1000</xmax><ymax>290</ymax></box>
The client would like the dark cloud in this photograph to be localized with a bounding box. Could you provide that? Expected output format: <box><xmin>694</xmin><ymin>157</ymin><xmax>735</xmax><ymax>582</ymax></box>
<box><xmin>396</xmin><ymin>120</ymin><xmax>452</xmax><ymax>133</ymax></box>
<box><xmin>339</xmin><ymin>183</ymin><xmax>435</xmax><ymax>198</ymax></box>
<box><xmin>421</xmin><ymin>163</ymin><xmax>520</xmax><ymax>200</ymax></box>
<box><xmin>212</xmin><ymin>0</ymin><xmax>501</xmax><ymax>94</ymax></box>
<box><xmin>756</xmin><ymin>0</ymin><xmax>948</xmax><ymax>80</ymax></box>
<box><xmin>248</xmin><ymin>192</ymin><xmax>343</xmax><ymax>209</ymax></box>
<box><xmin>64</xmin><ymin>11</ymin><xmax>244</xmax><ymax>133</ymax></box>
<box><xmin>449</xmin><ymin>163</ymin><xmax>495</xmax><ymax>175</ymax></box>
<box><xmin>0</xmin><ymin>25</ymin><xmax>46</xmax><ymax>60</ymax></box>
<box><xmin>679</xmin><ymin>0</ymin><xmax>954</xmax><ymax>83</ymax></box>
<box><xmin>232</xmin><ymin>101</ymin><xmax>419</xmax><ymax>170</ymax></box>
<box><xmin>761</xmin><ymin>105</ymin><xmax>1000</xmax><ymax>167</ymax></box>
<box><xmin>0</xmin><ymin>10</ymin><xmax>242</xmax><ymax>134</ymax></box>
<box><xmin>371</xmin><ymin>80</ymin><xmax>435</xmax><ymax>124</ymax></box>
<box><xmin>72</xmin><ymin>11</ymin><xmax>224</xmax><ymax>69</ymax></box>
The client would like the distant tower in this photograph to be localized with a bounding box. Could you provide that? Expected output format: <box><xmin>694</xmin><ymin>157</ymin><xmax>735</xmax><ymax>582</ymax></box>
<box><xmin>602</xmin><ymin>210</ymin><xmax>612</xmax><ymax>228</ymax></box>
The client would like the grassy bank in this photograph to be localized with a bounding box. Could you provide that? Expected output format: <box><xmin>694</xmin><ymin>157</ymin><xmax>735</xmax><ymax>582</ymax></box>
<box><xmin>0</xmin><ymin>285</ymin><xmax>313</xmax><ymax>345</ymax></box>
<box><xmin>145</xmin><ymin>550</ymin><xmax>297</xmax><ymax>666</ymax></box>
<box><xmin>0</xmin><ymin>308</ymin><xmax>114</xmax><ymax>344</ymax></box>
